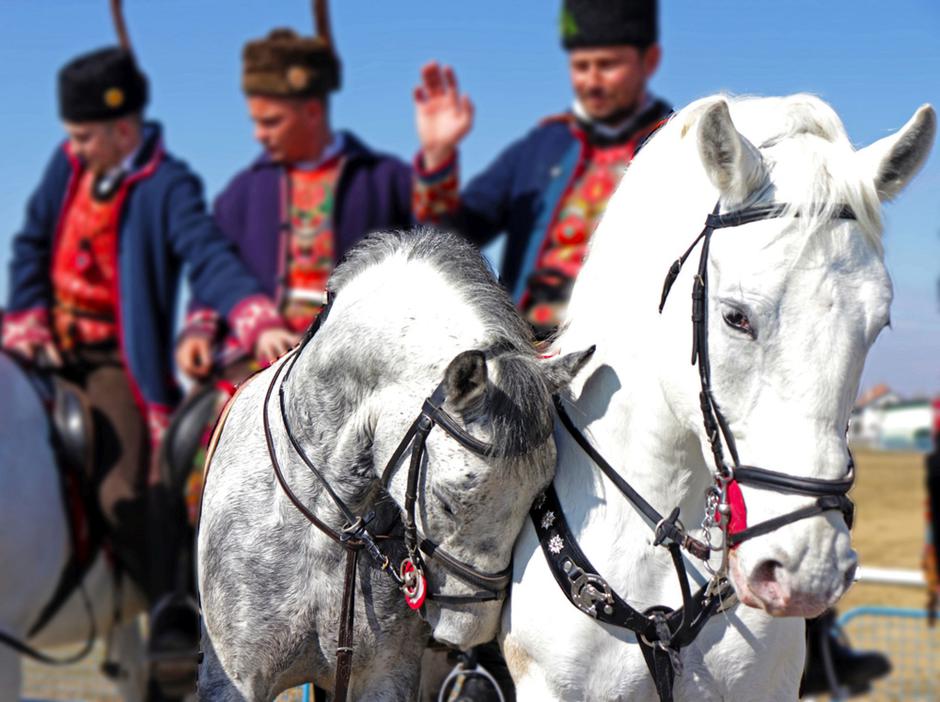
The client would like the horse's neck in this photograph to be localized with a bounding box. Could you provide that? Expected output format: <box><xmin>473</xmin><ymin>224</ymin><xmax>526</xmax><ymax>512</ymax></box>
<box><xmin>552</xmin><ymin>149</ymin><xmax>718</xmax><ymax>599</ymax></box>
<box><xmin>280</xmin><ymin>350</ymin><xmax>386</xmax><ymax>517</ymax></box>
<box><xmin>552</xmin><ymin>355</ymin><xmax>712</xmax><ymax>609</ymax></box>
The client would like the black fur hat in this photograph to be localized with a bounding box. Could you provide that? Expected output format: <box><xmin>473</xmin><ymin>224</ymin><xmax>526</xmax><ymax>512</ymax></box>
<box><xmin>58</xmin><ymin>47</ymin><xmax>149</xmax><ymax>123</ymax></box>
<box><xmin>560</xmin><ymin>0</ymin><xmax>658</xmax><ymax>50</ymax></box>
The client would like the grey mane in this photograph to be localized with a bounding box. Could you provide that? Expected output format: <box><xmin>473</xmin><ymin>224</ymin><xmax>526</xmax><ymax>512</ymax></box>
<box><xmin>329</xmin><ymin>228</ymin><xmax>533</xmax><ymax>350</ymax></box>
<box><xmin>287</xmin><ymin>229</ymin><xmax>554</xmax><ymax>506</ymax></box>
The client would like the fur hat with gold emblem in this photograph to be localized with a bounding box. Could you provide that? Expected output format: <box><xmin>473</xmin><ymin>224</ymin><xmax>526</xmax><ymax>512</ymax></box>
<box><xmin>58</xmin><ymin>0</ymin><xmax>148</xmax><ymax>123</ymax></box>
<box><xmin>242</xmin><ymin>0</ymin><xmax>341</xmax><ymax>98</ymax></box>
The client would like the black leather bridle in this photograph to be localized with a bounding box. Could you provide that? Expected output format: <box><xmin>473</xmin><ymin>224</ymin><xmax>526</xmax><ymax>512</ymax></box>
<box><xmin>262</xmin><ymin>304</ymin><xmax>534</xmax><ymax>701</ymax></box>
<box><xmin>533</xmin><ymin>200</ymin><xmax>859</xmax><ymax>701</ymax></box>
<box><xmin>662</xmin><ymin>202</ymin><xmax>856</xmax><ymax>552</ymax></box>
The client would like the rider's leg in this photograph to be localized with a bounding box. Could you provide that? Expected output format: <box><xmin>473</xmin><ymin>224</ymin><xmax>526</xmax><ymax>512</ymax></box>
<box><xmin>80</xmin><ymin>350</ymin><xmax>198</xmax><ymax>694</ymax></box>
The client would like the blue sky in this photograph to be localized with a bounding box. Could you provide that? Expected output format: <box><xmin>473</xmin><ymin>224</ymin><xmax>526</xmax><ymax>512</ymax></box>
<box><xmin>0</xmin><ymin>1</ymin><xmax>937</xmax><ymax>396</ymax></box>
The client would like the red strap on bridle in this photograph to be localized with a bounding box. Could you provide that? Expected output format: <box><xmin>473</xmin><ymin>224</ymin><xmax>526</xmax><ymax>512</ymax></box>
<box><xmin>715</xmin><ymin>479</ymin><xmax>748</xmax><ymax>548</ymax></box>
<box><xmin>725</xmin><ymin>479</ymin><xmax>748</xmax><ymax>543</ymax></box>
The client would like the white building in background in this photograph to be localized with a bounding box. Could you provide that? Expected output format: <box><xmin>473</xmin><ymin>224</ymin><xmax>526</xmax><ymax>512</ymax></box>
<box><xmin>849</xmin><ymin>385</ymin><xmax>934</xmax><ymax>452</ymax></box>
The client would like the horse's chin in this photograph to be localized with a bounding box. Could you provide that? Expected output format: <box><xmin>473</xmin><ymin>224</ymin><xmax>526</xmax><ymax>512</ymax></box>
<box><xmin>425</xmin><ymin>601</ymin><xmax>500</xmax><ymax>651</ymax></box>
<box><xmin>728</xmin><ymin>552</ymin><xmax>835</xmax><ymax>619</ymax></box>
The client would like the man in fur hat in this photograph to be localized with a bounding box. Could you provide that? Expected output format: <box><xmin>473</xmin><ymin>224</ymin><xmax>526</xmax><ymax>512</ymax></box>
<box><xmin>3</xmin><ymin>45</ymin><xmax>292</xmax><ymax>691</ymax></box>
<box><xmin>413</xmin><ymin>0</ymin><xmax>670</xmax><ymax>339</ymax></box>
<box><xmin>176</xmin><ymin>23</ymin><xmax>413</xmax><ymax>379</ymax></box>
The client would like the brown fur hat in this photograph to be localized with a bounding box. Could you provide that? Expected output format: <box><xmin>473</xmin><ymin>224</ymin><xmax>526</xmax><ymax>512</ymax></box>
<box><xmin>242</xmin><ymin>28</ymin><xmax>341</xmax><ymax>98</ymax></box>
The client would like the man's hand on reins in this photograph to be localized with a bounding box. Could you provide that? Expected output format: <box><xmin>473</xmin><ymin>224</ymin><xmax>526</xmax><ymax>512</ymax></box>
<box><xmin>176</xmin><ymin>335</ymin><xmax>213</xmax><ymax>380</ymax></box>
<box><xmin>255</xmin><ymin>328</ymin><xmax>300</xmax><ymax>366</ymax></box>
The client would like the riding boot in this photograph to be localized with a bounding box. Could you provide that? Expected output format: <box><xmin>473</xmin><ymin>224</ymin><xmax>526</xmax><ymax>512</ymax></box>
<box><xmin>800</xmin><ymin>609</ymin><xmax>892</xmax><ymax>697</ymax></box>
<box><xmin>145</xmin><ymin>483</ymin><xmax>200</xmax><ymax>698</ymax></box>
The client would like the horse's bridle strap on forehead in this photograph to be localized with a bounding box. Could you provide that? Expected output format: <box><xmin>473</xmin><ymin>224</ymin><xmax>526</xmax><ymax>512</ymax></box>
<box><xmin>704</xmin><ymin>203</ymin><xmax>857</xmax><ymax>229</ymax></box>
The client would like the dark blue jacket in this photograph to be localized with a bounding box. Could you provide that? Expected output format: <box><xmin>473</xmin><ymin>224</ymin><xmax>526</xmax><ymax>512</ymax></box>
<box><xmin>6</xmin><ymin>123</ymin><xmax>268</xmax><ymax>414</ymax></box>
<box><xmin>445</xmin><ymin>100</ymin><xmax>671</xmax><ymax>299</ymax></box>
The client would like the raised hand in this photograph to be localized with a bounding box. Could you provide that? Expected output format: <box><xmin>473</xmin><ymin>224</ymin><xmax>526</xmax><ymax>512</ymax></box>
<box><xmin>414</xmin><ymin>61</ymin><xmax>474</xmax><ymax>171</ymax></box>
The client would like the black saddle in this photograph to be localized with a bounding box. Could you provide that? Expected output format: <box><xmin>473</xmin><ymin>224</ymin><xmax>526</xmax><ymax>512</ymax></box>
<box><xmin>159</xmin><ymin>380</ymin><xmax>226</xmax><ymax>494</ymax></box>
<box><xmin>50</xmin><ymin>375</ymin><xmax>95</xmax><ymax>478</ymax></box>
<box><xmin>16</xmin><ymin>364</ymin><xmax>102</xmax><ymax>637</ymax></box>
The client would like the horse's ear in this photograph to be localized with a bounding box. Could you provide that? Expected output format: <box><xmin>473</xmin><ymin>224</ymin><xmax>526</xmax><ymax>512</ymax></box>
<box><xmin>857</xmin><ymin>104</ymin><xmax>936</xmax><ymax>202</ymax></box>
<box><xmin>542</xmin><ymin>345</ymin><xmax>596</xmax><ymax>394</ymax></box>
<box><xmin>443</xmin><ymin>350</ymin><xmax>488</xmax><ymax>412</ymax></box>
<box><xmin>697</xmin><ymin>100</ymin><xmax>765</xmax><ymax>204</ymax></box>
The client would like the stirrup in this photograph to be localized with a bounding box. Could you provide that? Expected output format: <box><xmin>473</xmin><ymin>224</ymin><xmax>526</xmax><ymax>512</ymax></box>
<box><xmin>147</xmin><ymin>594</ymin><xmax>201</xmax><ymax>697</ymax></box>
<box><xmin>437</xmin><ymin>658</ymin><xmax>507</xmax><ymax>702</ymax></box>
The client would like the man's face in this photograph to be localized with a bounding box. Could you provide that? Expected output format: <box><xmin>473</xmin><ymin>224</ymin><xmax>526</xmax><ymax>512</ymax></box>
<box><xmin>246</xmin><ymin>95</ymin><xmax>323</xmax><ymax>163</ymax></box>
<box><xmin>63</xmin><ymin>121</ymin><xmax>125</xmax><ymax>174</ymax></box>
<box><xmin>568</xmin><ymin>44</ymin><xmax>661</xmax><ymax>122</ymax></box>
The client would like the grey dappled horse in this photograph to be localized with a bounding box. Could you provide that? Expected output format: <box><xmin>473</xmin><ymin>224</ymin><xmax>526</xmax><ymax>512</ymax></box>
<box><xmin>197</xmin><ymin>230</ymin><xmax>593</xmax><ymax>700</ymax></box>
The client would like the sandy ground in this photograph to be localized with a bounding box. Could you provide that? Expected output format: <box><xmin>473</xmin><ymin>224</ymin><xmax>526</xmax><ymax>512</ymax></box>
<box><xmin>840</xmin><ymin>449</ymin><xmax>928</xmax><ymax>611</ymax></box>
<box><xmin>20</xmin><ymin>449</ymin><xmax>935</xmax><ymax>700</ymax></box>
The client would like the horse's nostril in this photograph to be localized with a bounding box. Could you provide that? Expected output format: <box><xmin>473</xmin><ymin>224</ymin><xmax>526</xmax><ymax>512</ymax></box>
<box><xmin>843</xmin><ymin>561</ymin><xmax>858</xmax><ymax>591</ymax></box>
<box><xmin>752</xmin><ymin>559</ymin><xmax>784</xmax><ymax>585</ymax></box>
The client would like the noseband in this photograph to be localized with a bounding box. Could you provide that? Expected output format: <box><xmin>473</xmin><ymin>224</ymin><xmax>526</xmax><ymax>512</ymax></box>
<box><xmin>534</xmin><ymin>200</ymin><xmax>858</xmax><ymax>702</ymax></box>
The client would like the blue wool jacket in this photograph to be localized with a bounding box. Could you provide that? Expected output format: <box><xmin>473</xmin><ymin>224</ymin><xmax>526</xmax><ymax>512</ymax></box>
<box><xmin>6</xmin><ymin>123</ymin><xmax>268</xmax><ymax>411</ymax></box>
<box><xmin>438</xmin><ymin>99</ymin><xmax>671</xmax><ymax>300</ymax></box>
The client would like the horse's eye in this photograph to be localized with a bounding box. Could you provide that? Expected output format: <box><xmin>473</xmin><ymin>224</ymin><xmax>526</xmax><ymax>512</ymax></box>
<box><xmin>722</xmin><ymin>308</ymin><xmax>755</xmax><ymax>338</ymax></box>
<box><xmin>433</xmin><ymin>489</ymin><xmax>457</xmax><ymax>517</ymax></box>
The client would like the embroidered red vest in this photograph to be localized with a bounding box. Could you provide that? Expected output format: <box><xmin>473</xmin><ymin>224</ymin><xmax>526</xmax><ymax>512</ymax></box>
<box><xmin>282</xmin><ymin>158</ymin><xmax>342</xmax><ymax>333</ymax></box>
<box><xmin>523</xmin><ymin>140</ymin><xmax>636</xmax><ymax>332</ymax></box>
<box><xmin>51</xmin><ymin>170</ymin><xmax>121</xmax><ymax>349</ymax></box>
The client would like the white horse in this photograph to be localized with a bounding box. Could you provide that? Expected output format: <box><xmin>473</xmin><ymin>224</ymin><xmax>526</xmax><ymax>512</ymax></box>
<box><xmin>0</xmin><ymin>352</ymin><xmax>148</xmax><ymax>701</ymax></box>
<box><xmin>503</xmin><ymin>94</ymin><xmax>935</xmax><ymax>700</ymax></box>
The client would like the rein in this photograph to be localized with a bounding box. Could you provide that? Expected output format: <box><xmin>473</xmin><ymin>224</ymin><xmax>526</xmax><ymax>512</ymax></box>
<box><xmin>535</xmin><ymin>200</ymin><xmax>858</xmax><ymax>701</ymax></box>
<box><xmin>263</xmin><ymin>305</ymin><xmax>524</xmax><ymax>700</ymax></box>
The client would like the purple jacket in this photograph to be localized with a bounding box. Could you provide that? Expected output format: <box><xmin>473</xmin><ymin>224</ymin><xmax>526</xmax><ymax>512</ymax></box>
<box><xmin>185</xmin><ymin>131</ymin><xmax>412</xmax><ymax>337</ymax></box>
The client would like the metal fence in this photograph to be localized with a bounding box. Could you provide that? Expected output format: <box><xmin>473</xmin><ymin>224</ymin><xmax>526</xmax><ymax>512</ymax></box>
<box><xmin>834</xmin><ymin>607</ymin><xmax>939</xmax><ymax>701</ymax></box>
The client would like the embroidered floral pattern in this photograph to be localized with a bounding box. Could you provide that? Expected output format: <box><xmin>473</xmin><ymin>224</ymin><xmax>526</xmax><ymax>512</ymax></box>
<box><xmin>180</xmin><ymin>307</ymin><xmax>220</xmax><ymax>341</ymax></box>
<box><xmin>523</xmin><ymin>140</ymin><xmax>635</xmax><ymax>332</ymax></box>
<box><xmin>413</xmin><ymin>153</ymin><xmax>459</xmax><ymax>224</ymax></box>
<box><xmin>284</xmin><ymin>163</ymin><xmax>341</xmax><ymax>332</ymax></box>
<box><xmin>548</xmin><ymin>534</ymin><xmax>564</xmax><ymax>555</ymax></box>
<box><xmin>228</xmin><ymin>294</ymin><xmax>284</xmax><ymax>354</ymax></box>
<box><xmin>2</xmin><ymin>307</ymin><xmax>53</xmax><ymax>351</ymax></box>
<box><xmin>51</xmin><ymin>170</ymin><xmax>121</xmax><ymax>349</ymax></box>
<box><xmin>146</xmin><ymin>404</ymin><xmax>173</xmax><ymax>485</ymax></box>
